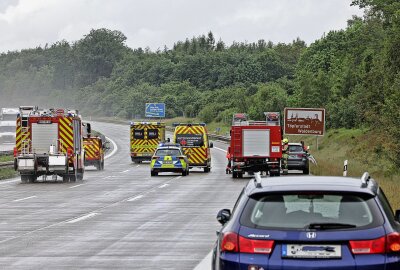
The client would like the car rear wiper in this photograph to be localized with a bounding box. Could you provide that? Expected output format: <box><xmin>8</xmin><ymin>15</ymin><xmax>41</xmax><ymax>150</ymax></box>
<box><xmin>305</xmin><ymin>222</ymin><xmax>357</xmax><ymax>230</ymax></box>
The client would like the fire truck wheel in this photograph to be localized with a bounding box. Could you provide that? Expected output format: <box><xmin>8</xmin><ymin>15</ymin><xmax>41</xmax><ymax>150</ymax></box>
<box><xmin>204</xmin><ymin>167</ymin><xmax>210</xmax><ymax>173</ymax></box>
<box><xmin>62</xmin><ymin>175</ymin><xmax>69</xmax><ymax>182</ymax></box>
<box><xmin>101</xmin><ymin>160</ymin><xmax>104</xmax><ymax>170</ymax></box>
<box><xmin>14</xmin><ymin>159</ymin><xmax>18</xmax><ymax>171</ymax></box>
<box><xmin>21</xmin><ymin>175</ymin><xmax>29</xmax><ymax>183</ymax></box>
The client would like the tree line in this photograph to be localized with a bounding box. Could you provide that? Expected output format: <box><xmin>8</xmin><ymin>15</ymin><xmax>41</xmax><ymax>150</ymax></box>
<box><xmin>0</xmin><ymin>0</ymin><xmax>399</xmax><ymax>166</ymax></box>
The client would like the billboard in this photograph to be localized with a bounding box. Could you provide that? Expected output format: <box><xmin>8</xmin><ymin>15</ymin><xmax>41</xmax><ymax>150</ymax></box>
<box><xmin>284</xmin><ymin>108</ymin><xmax>325</xmax><ymax>136</ymax></box>
<box><xmin>145</xmin><ymin>103</ymin><xmax>165</xmax><ymax>118</ymax></box>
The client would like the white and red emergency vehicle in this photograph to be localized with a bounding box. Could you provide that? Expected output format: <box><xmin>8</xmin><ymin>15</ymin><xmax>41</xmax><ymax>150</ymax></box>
<box><xmin>228</xmin><ymin>113</ymin><xmax>282</xmax><ymax>178</ymax></box>
<box><xmin>14</xmin><ymin>106</ymin><xmax>85</xmax><ymax>183</ymax></box>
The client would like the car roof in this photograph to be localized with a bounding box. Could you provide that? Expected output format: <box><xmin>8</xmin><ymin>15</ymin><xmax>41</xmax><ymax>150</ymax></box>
<box><xmin>288</xmin><ymin>143</ymin><xmax>302</xmax><ymax>146</ymax></box>
<box><xmin>246</xmin><ymin>175</ymin><xmax>378</xmax><ymax>197</ymax></box>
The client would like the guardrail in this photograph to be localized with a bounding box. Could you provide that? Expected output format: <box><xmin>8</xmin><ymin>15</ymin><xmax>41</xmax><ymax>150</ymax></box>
<box><xmin>0</xmin><ymin>161</ymin><xmax>13</xmax><ymax>168</ymax></box>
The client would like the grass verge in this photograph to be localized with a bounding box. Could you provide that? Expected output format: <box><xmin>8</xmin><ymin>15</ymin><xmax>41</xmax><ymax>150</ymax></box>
<box><xmin>289</xmin><ymin>128</ymin><xmax>400</xmax><ymax>209</ymax></box>
<box><xmin>0</xmin><ymin>168</ymin><xmax>17</xmax><ymax>180</ymax></box>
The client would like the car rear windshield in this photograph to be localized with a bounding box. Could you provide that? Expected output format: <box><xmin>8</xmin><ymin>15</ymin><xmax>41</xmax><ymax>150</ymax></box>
<box><xmin>156</xmin><ymin>149</ymin><xmax>181</xmax><ymax>156</ymax></box>
<box><xmin>240</xmin><ymin>193</ymin><xmax>383</xmax><ymax>230</ymax></box>
<box><xmin>289</xmin><ymin>145</ymin><xmax>304</xmax><ymax>152</ymax></box>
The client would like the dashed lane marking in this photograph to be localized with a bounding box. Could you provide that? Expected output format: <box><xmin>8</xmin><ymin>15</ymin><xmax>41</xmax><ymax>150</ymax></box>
<box><xmin>127</xmin><ymin>195</ymin><xmax>144</xmax><ymax>202</ymax></box>
<box><xmin>66</xmin><ymin>213</ymin><xmax>99</xmax><ymax>224</ymax></box>
<box><xmin>158</xmin><ymin>183</ymin><xmax>169</xmax><ymax>189</ymax></box>
<box><xmin>69</xmin><ymin>184</ymin><xmax>84</xmax><ymax>189</ymax></box>
<box><xmin>13</xmin><ymin>196</ymin><xmax>37</xmax><ymax>202</ymax></box>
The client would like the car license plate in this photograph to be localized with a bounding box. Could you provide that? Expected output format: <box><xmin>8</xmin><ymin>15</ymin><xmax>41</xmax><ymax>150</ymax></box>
<box><xmin>282</xmin><ymin>244</ymin><xmax>341</xmax><ymax>259</ymax></box>
<box><xmin>163</xmin><ymin>160</ymin><xmax>172</xmax><ymax>164</ymax></box>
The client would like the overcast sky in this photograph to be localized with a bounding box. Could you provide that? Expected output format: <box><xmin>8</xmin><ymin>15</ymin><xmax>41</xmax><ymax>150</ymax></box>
<box><xmin>0</xmin><ymin>0</ymin><xmax>364</xmax><ymax>53</ymax></box>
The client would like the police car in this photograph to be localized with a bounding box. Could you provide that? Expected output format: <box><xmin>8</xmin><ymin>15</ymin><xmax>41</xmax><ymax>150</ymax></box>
<box><xmin>150</xmin><ymin>143</ymin><xmax>189</xmax><ymax>176</ymax></box>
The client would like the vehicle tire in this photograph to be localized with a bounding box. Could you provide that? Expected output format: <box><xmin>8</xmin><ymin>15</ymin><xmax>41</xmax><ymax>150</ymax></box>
<box><xmin>238</xmin><ymin>172</ymin><xmax>244</xmax><ymax>178</ymax></box>
<box><xmin>151</xmin><ymin>171</ymin><xmax>158</xmax><ymax>176</ymax></box>
<box><xmin>21</xmin><ymin>175</ymin><xmax>29</xmax><ymax>183</ymax></box>
<box><xmin>187</xmin><ymin>169</ymin><xmax>190</xmax><ymax>175</ymax></box>
<box><xmin>204</xmin><ymin>167</ymin><xmax>210</xmax><ymax>173</ymax></box>
<box><xmin>101</xmin><ymin>160</ymin><xmax>104</xmax><ymax>170</ymax></box>
<box><xmin>232</xmin><ymin>171</ymin><xmax>237</xmax><ymax>179</ymax></box>
<box><xmin>182</xmin><ymin>170</ymin><xmax>187</xmax><ymax>176</ymax></box>
<box><xmin>62</xmin><ymin>175</ymin><xmax>69</xmax><ymax>182</ymax></box>
<box><xmin>303</xmin><ymin>167</ymin><xmax>309</xmax><ymax>175</ymax></box>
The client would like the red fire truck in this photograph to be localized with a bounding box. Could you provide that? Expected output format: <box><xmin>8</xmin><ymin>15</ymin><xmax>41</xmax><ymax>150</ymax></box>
<box><xmin>228</xmin><ymin>113</ymin><xmax>282</xmax><ymax>178</ymax></box>
<box><xmin>14</xmin><ymin>106</ymin><xmax>86</xmax><ymax>183</ymax></box>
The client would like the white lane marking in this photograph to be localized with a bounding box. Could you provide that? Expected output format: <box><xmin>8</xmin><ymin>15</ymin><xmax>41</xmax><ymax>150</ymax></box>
<box><xmin>193</xmin><ymin>250</ymin><xmax>213</xmax><ymax>270</ymax></box>
<box><xmin>104</xmin><ymin>136</ymin><xmax>118</xmax><ymax>160</ymax></box>
<box><xmin>175</xmin><ymin>176</ymin><xmax>182</xmax><ymax>180</ymax></box>
<box><xmin>214</xmin><ymin>147</ymin><xmax>227</xmax><ymax>153</ymax></box>
<box><xmin>159</xmin><ymin>183</ymin><xmax>169</xmax><ymax>189</ymax></box>
<box><xmin>66</xmin><ymin>213</ymin><xmax>99</xmax><ymax>224</ymax></box>
<box><xmin>0</xmin><ymin>179</ymin><xmax>20</xmax><ymax>185</ymax></box>
<box><xmin>121</xmin><ymin>169</ymin><xmax>130</xmax><ymax>173</ymax></box>
<box><xmin>127</xmin><ymin>195</ymin><xmax>144</xmax><ymax>202</ymax></box>
<box><xmin>136</xmin><ymin>165</ymin><xmax>140</xmax><ymax>168</ymax></box>
<box><xmin>69</xmin><ymin>184</ymin><xmax>84</xmax><ymax>189</ymax></box>
<box><xmin>13</xmin><ymin>196</ymin><xmax>37</xmax><ymax>202</ymax></box>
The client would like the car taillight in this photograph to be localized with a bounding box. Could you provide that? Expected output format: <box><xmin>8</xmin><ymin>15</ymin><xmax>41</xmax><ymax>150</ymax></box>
<box><xmin>239</xmin><ymin>236</ymin><xmax>274</xmax><ymax>254</ymax></box>
<box><xmin>386</xmin><ymin>232</ymin><xmax>400</xmax><ymax>252</ymax></box>
<box><xmin>221</xmin><ymin>233</ymin><xmax>274</xmax><ymax>254</ymax></box>
<box><xmin>350</xmin><ymin>233</ymin><xmax>400</xmax><ymax>254</ymax></box>
<box><xmin>349</xmin><ymin>236</ymin><xmax>386</xmax><ymax>254</ymax></box>
<box><xmin>221</xmin><ymin>232</ymin><xmax>238</xmax><ymax>252</ymax></box>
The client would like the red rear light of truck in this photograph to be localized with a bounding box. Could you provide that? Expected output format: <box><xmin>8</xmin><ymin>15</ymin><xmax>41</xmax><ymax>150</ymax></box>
<box><xmin>13</xmin><ymin>147</ymin><xmax>18</xmax><ymax>157</ymax></box>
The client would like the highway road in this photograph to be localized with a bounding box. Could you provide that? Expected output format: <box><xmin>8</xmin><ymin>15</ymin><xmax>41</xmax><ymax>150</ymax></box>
<box><xmin>0</xmin><ymin>121</ymin><xmax>248</xmax><ymax>269</ymax></box>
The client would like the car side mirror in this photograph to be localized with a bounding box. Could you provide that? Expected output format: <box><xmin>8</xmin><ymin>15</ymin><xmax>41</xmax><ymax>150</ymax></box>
<box><xmin>86</xmin><ymin>123</ymin><xmax>91</xmax><ymax>135</ymax></box>
<box><xmin>210</xmin><ymin>142</ymin><xmax>213</xmax><ymax>148</ymax></box>
<box><xmin>217</xmin><ymin>209</ymin><xmax>231</xmax><ymax>225</ymax></box>
<box><xmin>104</xmin><ymin>141</ymin><xmax>110</xmax><ymax>150</ymax></box>
<box><xmin>395</xmin><ymin>210</ymin><xmax>400</xmax><ymax>222</ymax></box>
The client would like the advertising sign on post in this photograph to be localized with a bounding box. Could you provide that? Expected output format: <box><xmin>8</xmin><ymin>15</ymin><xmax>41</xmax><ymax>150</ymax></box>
<box><xmin>284</xmin><ymin>108</ymin><xmax>325</xmax><ymax>136</ymax></box>
<box><xmin>145</xmin><ymin>103</ymin><xmax>165</xmax><ymax>118</ymax></box>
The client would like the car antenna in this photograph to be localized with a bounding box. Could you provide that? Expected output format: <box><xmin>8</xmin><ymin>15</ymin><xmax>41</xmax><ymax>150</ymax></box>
<box><xmin>254</xmin><ymin>172</ymin><xmax>262</xmax><ymax>188</ymax></box>
<box><xmin>361</xmin><ymin>172</ymin><xmax>370</xmax><ymax>188</ymax></box>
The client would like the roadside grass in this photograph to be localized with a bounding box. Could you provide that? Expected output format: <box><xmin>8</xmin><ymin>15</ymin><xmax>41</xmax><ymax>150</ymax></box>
<box><xmin>0</xmin><ymin>168</ymin><xmax>17</xmax><ymax>180</ymax></box>
<box><xmin>0</xmin><ymin>155</ymin><xmax>13</xmax><ymax>162</ymax></box>
<box><xmin>289</xmin><ymin>128</ymin><xmax>400</xmax><ymax>209</ymax></box>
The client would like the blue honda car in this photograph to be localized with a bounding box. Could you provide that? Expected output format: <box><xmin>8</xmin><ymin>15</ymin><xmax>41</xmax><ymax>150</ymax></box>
<box><xmin>213</xmin><ymin>173</ymin><xmax>400</xmax><ymax>270</ymax></box>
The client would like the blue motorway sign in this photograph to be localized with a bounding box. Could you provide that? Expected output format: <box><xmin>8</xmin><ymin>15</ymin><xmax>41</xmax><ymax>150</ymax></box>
<box><xmin>145</xmin><ymin>103</ymin><xmax>165</xmax><ymax>118</ymax></box>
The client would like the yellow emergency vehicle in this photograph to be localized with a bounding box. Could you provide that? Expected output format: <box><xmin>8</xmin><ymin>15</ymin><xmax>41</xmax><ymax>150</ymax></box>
<box><xmin>130</xmin><ymin>122</ymin><xmax>166</xmax><ymax>163</ymax></box>
<box><xmin>173</xmin><ymin>123</ymin><xmax>213</xmax><ymax>172</ymax></box>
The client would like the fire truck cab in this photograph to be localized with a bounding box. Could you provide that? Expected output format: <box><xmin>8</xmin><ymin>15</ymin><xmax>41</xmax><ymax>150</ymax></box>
<box><xmin>228</xmin><ymin>113</ymin><xmax>282</xmax><ymax>178</ymax></box>
<box><xmin>14</xmin><ymin>106</ymin><xmax>85</xmax><ymax>183</ymax></box>
<box><xmin>83</xmin><ymin>123</ymin><xmax>106</xmax><ymax>170</ymax></box>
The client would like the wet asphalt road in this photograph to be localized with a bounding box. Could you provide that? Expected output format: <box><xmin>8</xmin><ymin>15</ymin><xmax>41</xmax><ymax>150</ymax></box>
<box><xmin>0</xmin><ymin>122</ymin><xmax>248</xmax><ymax>269</ymax></box>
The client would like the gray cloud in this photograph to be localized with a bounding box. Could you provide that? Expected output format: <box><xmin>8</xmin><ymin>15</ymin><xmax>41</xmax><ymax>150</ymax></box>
<box><xmin>0</xmin><ymin>0</ymin><xmax>363</xmax><ymax>53</ymax></box>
